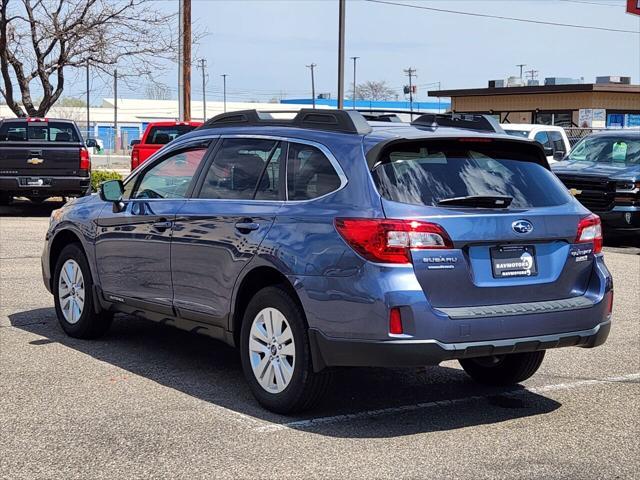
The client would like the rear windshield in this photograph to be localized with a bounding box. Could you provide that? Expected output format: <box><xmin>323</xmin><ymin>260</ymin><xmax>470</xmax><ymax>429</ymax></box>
<box><xmin>372</xmin><ymin>141</ymin><xmax>571</xmax><ymax>208</ymax></box>
<box><xmin>567</xmin><ymin>135</ymin><xmax>640</xmax><ymax>165</ymax></box>
<box><xmin>0</xmin><ymin>121</ymin><xmax>79</xmax><ymax>142</ymax></box>
<box><xmin>146</xmin><ymin>125</ymin><xmax>197</xmax><ymax>145</ymax></box>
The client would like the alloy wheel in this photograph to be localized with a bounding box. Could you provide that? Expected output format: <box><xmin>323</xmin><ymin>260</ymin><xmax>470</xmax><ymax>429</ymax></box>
<box><xmin>249</xmin><ymin>307</ymin><xmax>296</xmax><ymax>393</ymax></box>
<box><xmin>58</xmin><ymin>259</ymin><xmax>85</xmax><ymax>324</ymax></box>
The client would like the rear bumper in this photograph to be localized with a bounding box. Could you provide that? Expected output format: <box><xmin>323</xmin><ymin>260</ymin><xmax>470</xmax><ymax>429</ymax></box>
<box><xmin>309</xmin><ymin>320</ymin><xmax>611</xmax><ymax>370</ymax></box>
<box><xmin>0</xmin><ymin>175</ymin><xmax>90</xmax><ymax>197</ymax></box>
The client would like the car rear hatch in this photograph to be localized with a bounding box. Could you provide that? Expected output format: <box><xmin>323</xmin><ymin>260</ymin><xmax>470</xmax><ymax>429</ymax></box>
<box><xmin>370</xmin><ymin>137</ymin><xmax>598</xmax><ymax>309</ymax></box>
<box><xmin>0</xmin><ymin>120</ymin><xmax>86</xmax><ymax>176</ymax></box>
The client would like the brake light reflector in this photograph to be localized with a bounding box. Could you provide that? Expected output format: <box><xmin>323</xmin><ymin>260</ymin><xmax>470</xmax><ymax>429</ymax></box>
<box><xmin>576</xmin><ymin>214</ymin><xmax>603</xmax><ymax>253</ymax></box>
<box><xmin>79</xmin><ymin>147</ymin><xmax>90</xmax><ymax>171</ymax></box>
<box><xmin>131</xmin><ymin>149</ymin><xmax>140</xmax><ymax>170</ymax></box>
<box><xmin>389</xmin><ymin>307</ymin><xmax>403</xmax><ymax>335</ymax></box>
<box><xmin>335</xmin><ymin>218</ymin><xmax>453</xmax><ymax>264</ymax></box>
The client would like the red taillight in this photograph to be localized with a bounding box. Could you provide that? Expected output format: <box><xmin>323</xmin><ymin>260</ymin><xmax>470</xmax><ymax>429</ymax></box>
<box><xmin>79</xmin><ymin>147</ymin><xmax>90</xmax><ymax>171</ymax></box>
<box><xmin>131</xmin><ymin>149</ymin><xmax>140</xmax><ymax>170</ymax></box>
<box><xmin>389</xmin><ymin>307</ymin><xmax>403</xmax><ymax>335</ymax></box>
<box><xmin>575</xmin><ymin>214</ymin><xmax>603</xmax><ymax>254</ymax></box>
<box><xmin>335</xmin><ymin>218</ymin><xmax>454</xmax><ymax>264</ymax></box>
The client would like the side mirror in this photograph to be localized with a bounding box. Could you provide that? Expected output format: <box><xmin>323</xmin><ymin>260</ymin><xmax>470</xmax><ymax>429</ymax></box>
<box><xmin>130</xmin><ymin>139</ymin><xmax>140</xmax><ymax>146</ymax></box>
<box><xmin>99</xmin><ymin>180</ymin><xmax>125</xmax><ymax>212</ymax></box>
<box><xmin>553</xmin><ymin>150</ymin><xmax>565</xmax><ymax>161</ymax></box>
<box><xmin>86</xmin><ymin>139</ymin><xmax>97</xmax><ymax>148</ymax></box>
<box><xmin>543</xmin><ymin>147</ymin><xmax>554</xmax><ymax>157</ymax></box>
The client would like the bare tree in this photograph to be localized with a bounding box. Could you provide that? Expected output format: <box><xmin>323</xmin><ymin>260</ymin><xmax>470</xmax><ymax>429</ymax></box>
<box><xmin>352</xmin><ymin>80</ymin><xmax>396</xmax><ymax>101</ymax></box>
<box><xmin>145</xmin><ymin>82</ymin><xmax>172</xmax><ymax>100</ymax></box>
<box><xmin>0</xmin><ymin>0</ymin><xmax>178</xmax><ymax>117</ymax></box>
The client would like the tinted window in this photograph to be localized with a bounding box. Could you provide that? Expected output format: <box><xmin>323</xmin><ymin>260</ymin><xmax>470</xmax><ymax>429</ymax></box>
<box><xmin>0</xmin><ymin>122</ymin><xmax>78</xmax><ymax>142</ymax></box>
<box><xmin>131</xmin><ymin>147</ymin><xmax>207</xmax><ymax>199</ymax></box>
<box><xmin>146</xmin><ymin>125</ymin><xmax>197</xmax><ymax>145</ymax></box>
<box><xmin>198</xmin><ymin>138</ymin><xmax>281</xmax><ymax>200</ymax></box>
<box><xmin>505</xmin><ymin>130</ymin><xmax>530</xmax><ymax>138</ymax></box>
<box><xmin>372</xmin><ymin>141</ymin><xmax>571</xmax><ymax>208</ymax></box>
<box><xmin>549</xmin><ymin>131</ymin><xmax>566</xmax><ymax>153</ymax></box>
<box><xmin>534</xmin><ymin>131</ymin><xmax>551</xmax><ymax>149</ymax></box>
<box><xmin>287</xmin><ymin>143</ymin><xmax>341</xmax><ymax>200</ymax></box>
<box><xmin>567</xmin><ymin>136</ymin><xmax>640</xmax><ymax>165</ymax></box>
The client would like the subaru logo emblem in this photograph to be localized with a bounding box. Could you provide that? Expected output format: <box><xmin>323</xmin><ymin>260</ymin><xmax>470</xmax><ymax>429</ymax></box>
<box><xmin>512</xmin><ymin>220</ymin><xmax>533</xmax><ymax>234</ymax></box>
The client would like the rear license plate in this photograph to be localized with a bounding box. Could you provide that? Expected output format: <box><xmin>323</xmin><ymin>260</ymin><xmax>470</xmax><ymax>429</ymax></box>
<box><xmin>20</xmin><ymin>177</ymin><xmax>48</xmax><ymax>187</ymax></box>
<box><xmin>490</xmin><ymin>245</ymin><xmax>538</xmax><ymax>278</ymax></box>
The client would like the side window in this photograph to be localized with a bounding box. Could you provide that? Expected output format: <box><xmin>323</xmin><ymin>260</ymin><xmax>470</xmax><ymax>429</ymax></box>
<box><xmin>287</xmin><ymin>143</ymin><xmax>341</xmax><ymax>200</ymax></box>
<box><xmin>549</xmin><ymin>131</ymin><xmax>566</xmax><ymax>154</ymax></box>
<box><xmin>131</xmin><ymin>147</ymin><xmax>208</xmax><ymax>199</ymax></box>
<box><xmin>198</xmin><ymin>138</ymin><xmax>281</xmax><ymax>200</ymax></box>
<box><xmin>534</xmin><ymin>131</ymin><xmax>552</xmax><ymax>149</ymax></box>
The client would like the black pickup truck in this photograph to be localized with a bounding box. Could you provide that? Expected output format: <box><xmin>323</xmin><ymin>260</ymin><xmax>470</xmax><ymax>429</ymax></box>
<box><xmin>0</xmin><ymin>118</ymin><xmax>91</xmax><ymax>204</ymax></box>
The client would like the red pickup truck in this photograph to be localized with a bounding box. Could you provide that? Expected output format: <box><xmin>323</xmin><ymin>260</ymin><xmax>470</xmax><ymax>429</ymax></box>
<box><xmin>130</xmin><ymin>121</ymin><xmax>202</xmax><ymax>170</ymax></box>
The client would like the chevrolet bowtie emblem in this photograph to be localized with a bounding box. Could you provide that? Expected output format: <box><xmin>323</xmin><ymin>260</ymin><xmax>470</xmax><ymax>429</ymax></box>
<box><xmin>27</xmin><ymin>157</ymin><xmax>44</xmax><ymax>165</ymax></box>
<box><xmin>569</xmin><ymin>188</ymin><xmax>582</xmax><ymax>196</ymax></box>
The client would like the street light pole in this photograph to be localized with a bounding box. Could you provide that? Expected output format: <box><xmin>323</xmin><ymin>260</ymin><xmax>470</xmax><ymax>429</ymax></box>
<box><xmin>350</xmin><ymin>56</ymin><xmax>359</xmax><ymax>109</ymax></box>
<box><xmin>306</xmin><ymin>63</ymin><xmax>317</xmax><ymax>108</ymax></box>
<box><xmin>86</xmin><ymin>59</ymin><xmax>90</xmax><ymax>139</ymax></box>
<box><xmin>337</xmin><ymin>0</ymin><xmax>346</xmax><ymax>109</ymax></box>
<box><xmin>113</xmin><ymin>68</ymin><xmax>118</xmax><ymax>152</ymax></box>
<box><xmin>221</xmin><ymin>74</ymin><xmax>228</xmax><ymax>112</ymax></box>
<box><xmin>197</xmin><ymin>58</ymin><xmax>207</xmax><ymax>121</ymax></box>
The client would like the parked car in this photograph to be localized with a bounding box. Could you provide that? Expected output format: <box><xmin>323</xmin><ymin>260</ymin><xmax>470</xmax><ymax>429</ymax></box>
<box><xmin>42</xmin><ymin>110</ymin><xmax>612</xmax><ymax>413</ymax></box>
<box><xmin>0</xmin><ymin>117</ymin><xmax>90</xmax><ymax>204</ymax></box>
<box><xmin>502</xmin><ymin>124</ymin><xmax>571</xmax><ymax>164</ymax></box>
<box><xmin>552</xmin><ymin>130</ymin><xmax>640</xmax><ymax>233</ymax></box>
<box><xmin>130</xmin><ymin>121</ymin><xmax>202</xmax><ymax>170</ymax></box>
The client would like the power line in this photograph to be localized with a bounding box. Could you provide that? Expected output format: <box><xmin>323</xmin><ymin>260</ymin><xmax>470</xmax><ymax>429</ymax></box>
<box><xmin>558</xmin><ymin>0</ymin><xmax>624</xmax><ymax>6</ymax></box>
<box><xmin>364</xmin><ymin>0</ymin><xmax>640</xmax><ymax>34</ymax></box>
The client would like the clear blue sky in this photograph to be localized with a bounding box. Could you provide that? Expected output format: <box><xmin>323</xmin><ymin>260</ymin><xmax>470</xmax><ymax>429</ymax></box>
<box><xmin>71</xmin><ymin>0</ymin><xmax>640</xmax><ymax>103</ymax></box>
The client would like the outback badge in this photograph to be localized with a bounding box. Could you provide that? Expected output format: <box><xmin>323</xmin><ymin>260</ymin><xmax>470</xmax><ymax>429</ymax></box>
<box><xmin>512</xmin><ymin>219</ymin><xmax>533</xmax><ymax>234</ymax></box>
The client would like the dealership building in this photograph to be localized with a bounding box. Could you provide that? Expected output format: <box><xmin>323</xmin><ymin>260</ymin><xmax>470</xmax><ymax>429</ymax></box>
<box><xmin>429</xmin><ymin>77</ymin><xmax>640</xmax><ymax>128</ymax></box>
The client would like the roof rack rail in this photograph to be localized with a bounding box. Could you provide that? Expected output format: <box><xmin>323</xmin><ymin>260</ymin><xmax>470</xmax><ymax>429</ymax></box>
<box><xmin>411</xmin><ymin>113</ymin><xmax>504</xmax><ymax>133</ymax></box>
<box><xmin>202</xmin><ymin>109</ymin><xmax>372</xmax><ymax>135</ymax></box>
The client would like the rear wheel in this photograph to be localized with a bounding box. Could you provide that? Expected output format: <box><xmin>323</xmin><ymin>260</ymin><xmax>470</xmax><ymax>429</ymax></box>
<box><xmin>240</xmin><ymin>285</ymin><xmax>331</xmax><ymax>414</ymax></box>
<box><xmin>53</xmin><ymin>243</ymin><xmax>112</xmax><ymax>339</ymax></box>
<box><xmin>459</xmin><ymin>351</ymin><xmax>545</xmax><ymax>386</ymax></box>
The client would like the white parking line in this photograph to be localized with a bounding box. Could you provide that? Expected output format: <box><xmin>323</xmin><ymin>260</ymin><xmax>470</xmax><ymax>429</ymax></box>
<box><xmin>254</xmin><ymin>372</ymin><xmax>640</xmax><ymax>432</ymax></box>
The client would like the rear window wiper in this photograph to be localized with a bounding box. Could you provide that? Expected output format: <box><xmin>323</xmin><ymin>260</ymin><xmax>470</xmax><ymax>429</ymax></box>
<box><xmin>437</xmin><ymin>195</ymin><xmax>513</xmax><ymax>208</ymax></box>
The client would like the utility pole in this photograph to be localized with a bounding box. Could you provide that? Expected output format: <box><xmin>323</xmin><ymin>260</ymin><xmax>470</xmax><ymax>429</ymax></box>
<box><xmin>221</xmin><ymin>74</ymin><xmax>228</xmax><ymax>112</ymax></box>
<box><xmin>306</xmin><ymin>63</ymin><xmax>317</xmax><ymax>108</ymax></box>
<box><xmin>178</xmin><ymin>0</ymin><xmax>183</xmax><ymax>120</ymax></box>
<box><xmin>350</xmin><ymin>56</ymin><xmax>359</xmax><ymax>109</ymax></box>
<box><xmin>182</xmin><ymin>0</ymin><xmax>192</xmax><ymax>121</ymax></box>
<box><xmin>113</xmin><ymin>68</ymin><xmax>118</xmax><ymax>152</ymax></box>
<box><xmin>525</xmin><ymin>69</ymin><xmax>539</xmax><ymax>84</ymax></box>
<box><xmin>86</xmin><ymin>59</ymin><xmax>90</xmax><ymax>139</ymax></box>
<box><xmin>337</xmin><ymin>0</ymin><xmax>346</xmax><ymax>109</ymax></box>
<box><xmin>517</xmin><ymin>63</ymin><xmax>527</xmax><ymax>80</ymax></box>
<box><xmin>404</xmin><ymin>67</ymin><xmax>416</xmax><ymax>117</ymax></box>
<box><xmin>197</xmin><ymin>58</ymin><xmax>207</xmax><ymax>120</ymax></box>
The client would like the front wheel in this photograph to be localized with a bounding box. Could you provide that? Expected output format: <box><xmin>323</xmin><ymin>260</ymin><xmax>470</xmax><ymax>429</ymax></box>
<box><xmin>53</xmin><ymin>243</ymin><xmax>112</xmax><ymax>339</ymax></box>
<box><xmin>240</xmin><ymin>285</ymin><xmax>331</xmax><ymax>414</ymax></box>
<box><xmin>459</xmin><ymin>351</ymin><xmax>545</xmax><ymax>386</ymax></box>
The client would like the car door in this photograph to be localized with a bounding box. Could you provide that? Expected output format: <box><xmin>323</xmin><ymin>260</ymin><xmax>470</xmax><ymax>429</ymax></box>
<box><xmin>171</xmin><ymin>137</ymin><xmax>285</xmax><ymax>326</ymax></box>
<box><xmin>95</xmin><ymin>140</ymin><xmax>212</xmax><ymax>313</ymax></box>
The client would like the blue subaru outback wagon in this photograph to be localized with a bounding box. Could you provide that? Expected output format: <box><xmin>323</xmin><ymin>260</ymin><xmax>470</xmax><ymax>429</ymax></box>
<box><xmin>42</xmin><ymin>110</ymin><xmax>613</xmax><ymax>413</ymax></box>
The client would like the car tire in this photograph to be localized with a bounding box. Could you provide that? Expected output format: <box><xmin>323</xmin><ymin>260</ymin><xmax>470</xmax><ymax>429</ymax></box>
<box><xmin>240</xmin><ymin>285</ymin><xmax>331</xmax><ymax>414</ymax></box>
<box><xmin>0</xmin><ymin>193</ymin><xmax>11</xmax><ymax>205</ymax></box>
<box><xmin>459</xmin><ymin>351</ymin><xmax>545</xmax><ymax>386</ymax></box>
<box><xmin>53</xmin><ymin>243</ymin><xmax>113</xmax><ymax>339</ymax></box>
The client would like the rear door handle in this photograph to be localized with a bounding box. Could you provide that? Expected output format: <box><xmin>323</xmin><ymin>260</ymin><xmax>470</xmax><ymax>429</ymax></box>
<box><xmin>152</xmin><ymin>220</ymin><xmax>173</xmax><ymax>231</ymax></box>
<box><xmin>235</xmin><ymin>221</ymin><xmax>260</xmax><ymax>232</ymax></box>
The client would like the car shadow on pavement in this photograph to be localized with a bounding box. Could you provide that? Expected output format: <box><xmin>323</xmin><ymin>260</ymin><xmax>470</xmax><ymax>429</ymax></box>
<box><xmin>9</xmin><ymin>308</ymin><xmax>561</xmax><ymax>438</ymax></box>
<box><xmin>0</xmin><ymin>199</ymin><xmax>65</xmax><ymax>218</ymax></box>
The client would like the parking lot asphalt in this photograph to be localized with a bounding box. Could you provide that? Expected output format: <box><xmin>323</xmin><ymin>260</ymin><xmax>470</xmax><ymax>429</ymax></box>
<box><xmin>1</xmin><ymin>200</ymin><xmax>639</xmax><ymax>480</ymax></box>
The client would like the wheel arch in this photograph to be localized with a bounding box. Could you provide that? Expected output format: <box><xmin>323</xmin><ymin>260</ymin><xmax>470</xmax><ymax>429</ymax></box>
<box><xmin>230</xmin><ymin>265</ymin><xmax>304</xmax><ymax>348</ymax></box>
<box><xmin>49</xmin><ymin>229</ymin><xmax>86</xmax><ymax>290</ymax></box>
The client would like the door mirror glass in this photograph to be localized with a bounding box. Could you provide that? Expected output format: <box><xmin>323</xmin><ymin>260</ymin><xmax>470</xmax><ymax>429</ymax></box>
<box><xmin>100</xmin><ymin>179</ymin><xmax>124</xmax><ymax>202</ymax></box>
<box><xmin>553</xmin><ymin>150</ymin><xmax>565</xmax><ymax>161</ymax></box>
<box><xmin>130</xmin><ymin>139</ymin><xmax>140</xmax><ymax>146</ymax></box>
<box><xmin>86</xmin><ymin>138</ymin><xmax>97</xmax><ymax>148</ymax></box>
<box><xmin>543</xmin><ymin>147</ymin><xmax>554</xmax><ymax>156</ymax></box>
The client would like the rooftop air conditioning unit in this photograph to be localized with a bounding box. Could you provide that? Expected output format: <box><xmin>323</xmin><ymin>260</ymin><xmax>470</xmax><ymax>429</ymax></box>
<box><xmin>595</xmin><ymin>76</ymin><xmax>631</xmax><ymax>85</ymax></box>
<box><xmin>488</xmin><ymin>79</ymin><xmax>504</xmax><ymax>88</ymax></box>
